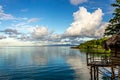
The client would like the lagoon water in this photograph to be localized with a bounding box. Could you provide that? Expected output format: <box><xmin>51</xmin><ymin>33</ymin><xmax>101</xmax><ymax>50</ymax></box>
<box><xmin>0</xmin><ymin>46</ymin><xmax>90</xmax><ymax>80</ymax></box>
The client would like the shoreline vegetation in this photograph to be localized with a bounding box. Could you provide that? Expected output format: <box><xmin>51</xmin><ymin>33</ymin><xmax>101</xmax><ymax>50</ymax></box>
<box><xmin>71</xmin><ymin>37</ymin><xmax>111</xmax><ymax>53</ymax></box>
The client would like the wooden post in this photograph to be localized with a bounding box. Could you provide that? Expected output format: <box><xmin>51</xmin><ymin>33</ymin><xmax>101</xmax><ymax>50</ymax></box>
<box><xmin>86</xmin><ymin>52</ymin><xmax>88</xmax><ymax>65</ymax></box>
<box><xmin>94</xmin><ymin>66</ymin><xmax>96</xmax><ymax>80</ymax></box>
<box><xmin>115</xmin><ymin>43</ymin><xmax>117</xmax><ymax>57</ymax></box>
<box><xmin>118</xmin><ymin>66</ymin><xmax>120</xmax><ymax>80</ymax></box>
<box><xmin>92</xmin><ymin>66</ymin><xmax>99</xmax><ymax>80</ymax></box>
<box><xmin>90</xmin><ymin>66</ymin><xmax>93</xmax><ymax>80</ymax></box>
<box><xmin>96</xmin><ymin>67</ymin><xmax>99</xmax><ymax>80</ymax></box>
<box><xmin>111</xmin><ymin>66</ymin><xmax>115</xmax><ymax>80</ymax></box>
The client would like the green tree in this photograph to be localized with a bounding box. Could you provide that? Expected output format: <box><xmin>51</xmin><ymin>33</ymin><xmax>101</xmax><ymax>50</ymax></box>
<box><xmin>104</xmin><ymin>0</ymin><xmax>120</xmax><ymax>36</ymax></box>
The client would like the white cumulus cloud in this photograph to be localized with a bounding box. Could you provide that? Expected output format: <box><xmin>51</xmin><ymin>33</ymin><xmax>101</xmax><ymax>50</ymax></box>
<box><xmin>95</xmin><ymin>23</ymin><xmax>108</xmax><ymax>38</ymax></box>
<box><xmin>32</xmin><ymin>26</ymin><xmax>48</xmax><ymax>39</ymax></box>
<box><xmin>65</xmin><ymin>7</ymin><xmax>104</xmax><ymax>38</ymax></box>
<box><xmin>70</xmin><ymin>0</ymin><xmax>87</xmax><ymax>5</ymax></box>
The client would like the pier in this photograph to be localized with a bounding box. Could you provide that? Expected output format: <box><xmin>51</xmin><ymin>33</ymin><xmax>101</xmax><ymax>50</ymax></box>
<box><xmin>86</xmin><ymin>34</ymin><xmax>120</xmax><ymax>80</ymax></box>
<box><xmin>86</xmin><ymin>52</ymin><xmax>120</xmax><ymax>80</ymax></box>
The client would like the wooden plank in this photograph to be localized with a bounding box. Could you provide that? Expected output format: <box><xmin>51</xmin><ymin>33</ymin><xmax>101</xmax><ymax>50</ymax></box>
<box><xmin>96</xmin><ymin>67</ymin><xmax>99</xmax><ymax>80</ymax></box>
<box><xmin>111</xmin><ymin>66</ymin><xmax>115</xmax><ymax>80</ymax></box>
<box><xmin>90</xmin><ymin>66</ymin><xmax>93</xmax><ymax>80</ymax></box>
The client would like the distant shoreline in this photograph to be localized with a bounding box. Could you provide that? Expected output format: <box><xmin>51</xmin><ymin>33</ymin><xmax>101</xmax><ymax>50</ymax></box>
<box><xmin>0</xmin><ymin>45</ymin><xmax>77</xmax><ymax>47</ymax></box>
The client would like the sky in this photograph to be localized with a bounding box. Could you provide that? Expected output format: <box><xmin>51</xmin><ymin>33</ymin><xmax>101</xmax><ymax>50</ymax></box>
<box><xmin>0</xmin><ymin>0</ymin><xmax>115</xmax><ymax>46</ymax></box>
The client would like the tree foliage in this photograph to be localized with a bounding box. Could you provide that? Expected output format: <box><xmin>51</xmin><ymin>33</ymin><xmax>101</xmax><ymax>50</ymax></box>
<box><xmin>104</xmin><ymin>0</ymin><xmax>120</xmax><ymax>36</ymax></box>
<box><xmin>77</xmin><ymin>37</ymin><xmax>109</xmax><ymax>49</ymax></box>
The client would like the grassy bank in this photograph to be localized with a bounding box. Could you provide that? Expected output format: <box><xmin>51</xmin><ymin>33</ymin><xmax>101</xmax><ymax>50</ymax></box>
<box><xmin>79</xmin><ymin>49</ymin><xmax>110</xmax><ymax>54</ymax></box>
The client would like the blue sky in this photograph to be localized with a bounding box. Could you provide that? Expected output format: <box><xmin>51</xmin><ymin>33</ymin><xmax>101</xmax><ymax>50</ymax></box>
<box><xmin>0</xmin><ymin>0</ymin><xmax>115</xmax><ymax>46</ymax></box>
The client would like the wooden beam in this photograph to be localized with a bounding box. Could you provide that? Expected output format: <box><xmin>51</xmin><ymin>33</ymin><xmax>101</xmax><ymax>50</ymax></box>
<box><xmin>90</xmin><ymin>66</ymin><xmax>93</xmax><ymax>80</ymax></box>
<box><xmin>111</xmin><ymin>66</ymin><xmax>115</xmax><ymax>80</ymax></box>
<box><xmin>94</xmin><ymin>66</ymin><xmax>96</xmax><ymax>80</ymax></box>
<box><xmin>96</xmin><ymin>67</ymin><xmax>99</xmax><ymax>80</ymax></box>
<box><xmin>118</xmin><ymin>66</ymin><xmax>120</xmax><ymax>80</ymax></box>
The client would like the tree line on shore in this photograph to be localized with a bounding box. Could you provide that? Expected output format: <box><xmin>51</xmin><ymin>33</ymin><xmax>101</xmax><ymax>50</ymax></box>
<box><xmin>76</xmin><ymin>37</ymin><xmax>109</xmax><ymax>49</ymax></box>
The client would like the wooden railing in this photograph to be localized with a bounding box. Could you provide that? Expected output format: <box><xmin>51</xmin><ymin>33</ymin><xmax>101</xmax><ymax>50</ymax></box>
<box><xmin>86</xmin><ymin>52</ymin><xmax>120</xmax><ymax>66</ymax></box>
<box><xmin>86</xmin><ymin>52</ymin><xmax>111</xmax><ymax>66</ymax></box>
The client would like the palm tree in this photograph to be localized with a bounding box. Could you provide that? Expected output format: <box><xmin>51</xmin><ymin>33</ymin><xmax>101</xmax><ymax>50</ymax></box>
<box><xmin>104</xmin><ymin>0</ymin><xmax>120</xmax><ymax>36</ymax></box>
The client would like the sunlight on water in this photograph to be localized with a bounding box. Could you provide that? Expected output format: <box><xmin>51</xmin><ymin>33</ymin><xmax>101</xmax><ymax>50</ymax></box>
<box><xmin>0</xmin><ymin>46</ymin><xmax>90</xmax><ymax>80</ymax></box>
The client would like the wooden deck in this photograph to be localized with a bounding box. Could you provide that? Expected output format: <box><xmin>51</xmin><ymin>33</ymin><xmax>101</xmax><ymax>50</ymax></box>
<box><xmin>86</xmin><ymin>52</ymin><xmax>120</xmax><ymax>80</ymax></box>
<box><xmin>111</xmin><ymin>57</ymin><xmax>120</xmax><ymax>66</ymax></box>
<box><xmin>86</xmin><ymin>52</ymin><xmax>120</xmax><ymax>66</ymax></box>
<box><xmin>87</xmin><ymin>61</ymin><xmax>112</xmax><ymax>66</ymax></box>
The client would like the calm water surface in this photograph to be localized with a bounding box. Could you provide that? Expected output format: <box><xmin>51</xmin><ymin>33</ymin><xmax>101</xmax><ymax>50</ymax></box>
<box><xmin>0</xmin><ymin>46</ymin><xmax>90</xmax><ymax>80</ymax></box>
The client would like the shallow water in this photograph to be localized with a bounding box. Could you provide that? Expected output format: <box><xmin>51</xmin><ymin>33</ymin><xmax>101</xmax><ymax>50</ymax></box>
<box><xmin>0</xmin><ymin>46</ymin><xmax>90</xmax><ymax>80</ymax></box>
